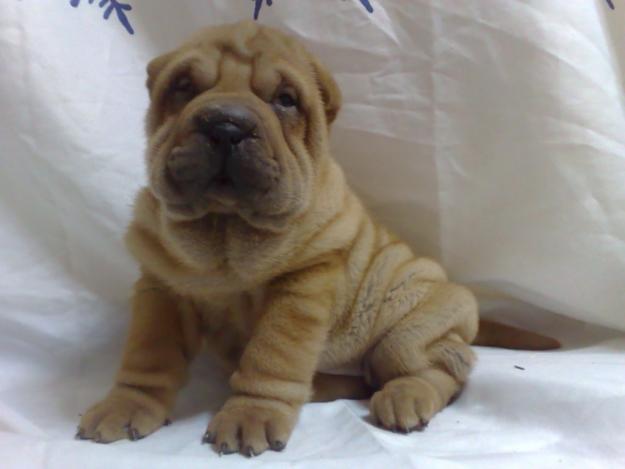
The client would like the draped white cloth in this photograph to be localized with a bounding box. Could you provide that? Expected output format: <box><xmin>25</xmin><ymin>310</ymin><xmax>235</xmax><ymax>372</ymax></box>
<box><xmin>1</xmin><ymin>1</ymin><xmax>623</xmax><ymax>467</ymax></box>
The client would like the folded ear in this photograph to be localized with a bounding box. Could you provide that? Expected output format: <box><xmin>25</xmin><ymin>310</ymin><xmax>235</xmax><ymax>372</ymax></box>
<box><xmin>308</xmin><ymin>55</ymin><xmax>342</xmax><ymax>125</ymax></box>
<box><xmin>146</xmin><ymin>51</ymin><xmax>175</xmax><ymax>94</ymax></box>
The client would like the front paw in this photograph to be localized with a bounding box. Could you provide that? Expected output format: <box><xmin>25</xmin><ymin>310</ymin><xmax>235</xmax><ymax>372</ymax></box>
<box><xmin>203</xmin><ymin>396</ymin><xmax>298</xmax><ymax>457</ymax></box>
<box><xmin>77</xmin><ymin>386</ymin><xmax>170</xmax><ymax>443</ymax></box>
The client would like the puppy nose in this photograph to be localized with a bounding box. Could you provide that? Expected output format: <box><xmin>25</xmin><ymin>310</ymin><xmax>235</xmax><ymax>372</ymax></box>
<box><xmin>207</xmin><ymin>121</ymin><xmax>247</xmax><ymax>146</ymax></box>
<box><xmin>196</xmin><ymin>104</ymin><xmax>257</xmax><ymax>148</ymax></box>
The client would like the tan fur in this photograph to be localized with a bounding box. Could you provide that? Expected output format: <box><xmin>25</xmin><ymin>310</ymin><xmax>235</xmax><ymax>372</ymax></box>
<box><xmin>77</xmin><ymin>21</ymin><xmax>553</xmax><ymax>456</ymax></box>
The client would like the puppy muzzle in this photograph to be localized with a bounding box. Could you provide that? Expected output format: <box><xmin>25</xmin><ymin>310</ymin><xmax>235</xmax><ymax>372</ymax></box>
<box><xmin>165</xmin><ymin>103</ymin><xmax>279</xmax><ymax>205</ymax></box>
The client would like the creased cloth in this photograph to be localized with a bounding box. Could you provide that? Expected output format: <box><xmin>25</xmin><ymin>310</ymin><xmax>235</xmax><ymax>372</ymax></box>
<box><xmin>0</xmin><ymin>1</ymin><xmax>624</xmax><ymax>467</ymax></box>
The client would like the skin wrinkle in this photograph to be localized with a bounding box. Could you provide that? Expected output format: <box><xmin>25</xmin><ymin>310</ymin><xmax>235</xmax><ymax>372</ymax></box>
<box><xmin>291</xmin><ymin>189</ymin><xmax>350</xmax><ymax>260</ymax></box>
<box><xmin>152</xmin><ymin>52</ymin><xmax>199</xmax><ymax>107</ymax></box>
<box><xmin>326</xmin><ymin>217</ymin><xmax>378</xmax><ymax>336</ymax></box>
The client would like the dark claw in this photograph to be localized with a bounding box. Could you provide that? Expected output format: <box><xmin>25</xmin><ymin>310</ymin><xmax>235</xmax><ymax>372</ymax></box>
<box><xmin>128</xmin><ymin>427</ymin><xmax>142</xmax><ymax>441</ymax></box>
<box><xmin>75</xmin><ymin>427</ymin><xmax>87</xmax><ymax>440</ymax></box>
<box><xmin>243</xmin><ymin>446</ymin><xmax>256</xmax><ymax>458</ymax></box>
<box><xmin>202</xmin><ymin>431</ymin><xmax>214</xmax><ymax>444</ymax></box>
<box><xmin>163</xmin><ymin>418</ymin><xmax>172</xmax><ymax>426</ymax></box>
<box><xmin>413</xmin><ymin>419</ymin><xmax>429</xmax><ymax>432</ymax></box>
<box><xmin>219</xmin><ymin>442</ymin><xmax>235</xmax><ymax>455</ymax></box>
<box><xmin>93</xmin><ymin>432</ymin><xmax>104</xmax><ymax>443</ymax></box>
<box><xmin>270</xmin><ymin>440</ymin><xmax>285</xmax><ymax>452</ymax></box>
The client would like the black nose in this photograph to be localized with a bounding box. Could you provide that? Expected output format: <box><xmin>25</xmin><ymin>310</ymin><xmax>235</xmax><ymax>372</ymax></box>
<box><xmin>205</xmin><ymin>121</ymin><xmax>249</xmax><ymax>146</ymax></box>
<box><xmin>196</xmin><ymin>105</ymin><xmax>257</xmax><ymax>148</ymax></box>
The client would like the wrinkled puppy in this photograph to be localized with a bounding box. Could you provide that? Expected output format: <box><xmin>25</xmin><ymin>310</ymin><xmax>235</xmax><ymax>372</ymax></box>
<box><xmin>78</xmin><ymin>21</ymin><xmax>515</xmax><ymax>456</ymax></box>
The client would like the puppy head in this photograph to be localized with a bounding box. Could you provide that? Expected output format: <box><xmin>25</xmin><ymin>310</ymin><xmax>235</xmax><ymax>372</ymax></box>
<box><xmin>144</xmin><ymin>21</ymin><xmax>341</xmax><ymax>231</ymax></box>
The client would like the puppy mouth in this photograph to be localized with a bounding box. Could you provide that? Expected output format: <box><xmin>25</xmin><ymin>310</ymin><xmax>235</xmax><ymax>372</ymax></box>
<box><xmin>177</xmin><ymin>169</ymin><xmax>240</xmax><ymax>208</ymax></box>
<box><xmin>213</xmin><ymin>173</ymin><xmax>234</xmax><ymax>190</ymax></box>
<box><xmin>164</xmin><ymin>179</ymin><xmax>238</xmax><ymax>217</ymax></box>
<box><xmin>205</xmin><ymin>172</ymin><xmax>238</xmax><ymax>206</ymax></box>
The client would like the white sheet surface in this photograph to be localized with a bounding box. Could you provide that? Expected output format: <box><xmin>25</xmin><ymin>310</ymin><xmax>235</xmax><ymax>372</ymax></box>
<box><xmin>1</xmin><ymin>1</ymin><xmax>624</xmax><ymax>467</ymax></box>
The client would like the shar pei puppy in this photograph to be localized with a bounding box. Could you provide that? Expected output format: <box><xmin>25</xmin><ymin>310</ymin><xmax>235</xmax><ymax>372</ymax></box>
<box><xmin>77</xmin><ymin>21</ymin><xmax>558</xmax><ymax>456</ymax></box>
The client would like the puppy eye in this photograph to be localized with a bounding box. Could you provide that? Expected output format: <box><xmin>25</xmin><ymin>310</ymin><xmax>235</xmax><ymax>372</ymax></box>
<box><xmin>276</xmin><ymin>92</ymin><xmax>298</xmax><ymax>109</ymax></box>
<box><xmin>173</xmin><ymin>75</ymin><xmax>192</xmax><ymax>90</ymax></box>
<box><xmin>170</xmin><ymin>74</ymin><xmax>197</xmax><ymax>100</ymax></box>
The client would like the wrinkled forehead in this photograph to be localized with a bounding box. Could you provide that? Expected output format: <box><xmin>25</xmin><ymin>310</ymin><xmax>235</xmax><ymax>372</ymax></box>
<box><xmin>156</xmin><ymin>22</ymin><xmax>314</xmax><ymax>99</ymax></box>
<box><xmin>190</xmin><ymin>21</ymin><xmax>303</xmax><ymax>63</ymax></box>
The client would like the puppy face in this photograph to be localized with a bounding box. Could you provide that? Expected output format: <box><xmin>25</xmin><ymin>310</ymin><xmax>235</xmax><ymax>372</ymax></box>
<box><xmin>144</xmin><ymin>21</ymin><xmax>341</xmax><ymax>231</ymax></box>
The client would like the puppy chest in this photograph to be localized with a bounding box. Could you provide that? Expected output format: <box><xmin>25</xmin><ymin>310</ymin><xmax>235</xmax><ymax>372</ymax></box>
<box><xmin>194</xmin><ymin>287</ymin><xmax>268</xmax><ymax>361</ymax></box>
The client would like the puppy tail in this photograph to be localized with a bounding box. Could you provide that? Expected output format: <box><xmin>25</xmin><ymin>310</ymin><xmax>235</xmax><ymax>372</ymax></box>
<box><xmin>473</xmin><ymin>319</ymin><xmax>561</xmax><ymax>350</ymax></box>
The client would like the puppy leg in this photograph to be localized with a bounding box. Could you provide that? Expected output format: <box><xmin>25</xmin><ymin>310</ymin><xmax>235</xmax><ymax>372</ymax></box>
<box><xmin>205</xmin><ymin>262</ymin><xmax>339</xmax><ymax>456</ymax></box>
<box><xmin>366</xmin><ymin>283</ymin><xmax>478</xmax><ymax>433</ymax></box>
<box><xmin>78</xmin><ymin>273</ymin><xmax>201</xmax><ymax>443</ymax></box>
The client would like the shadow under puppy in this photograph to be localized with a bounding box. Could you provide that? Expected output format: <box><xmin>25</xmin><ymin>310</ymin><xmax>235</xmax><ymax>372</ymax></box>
<box><xmin>77</xmin><ymin>21</ymin><xmax>559</xmax><ymax>457</ymax></box>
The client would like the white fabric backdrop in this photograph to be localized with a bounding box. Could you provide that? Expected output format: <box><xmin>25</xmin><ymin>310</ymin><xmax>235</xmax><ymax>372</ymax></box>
<box><xmin>1</xmin><ymin>1</ymin><xmax>624</xmax><ymax>467</ymax></box>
